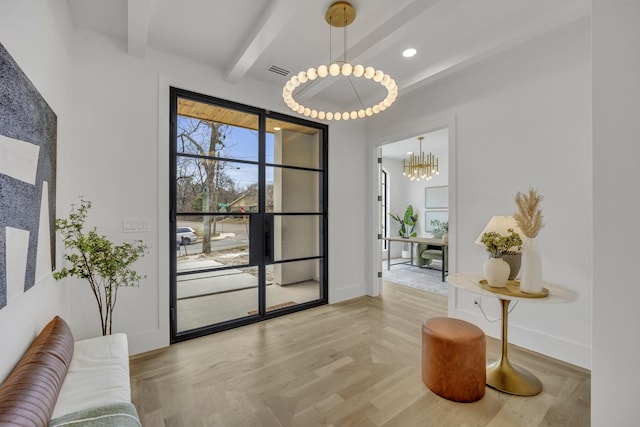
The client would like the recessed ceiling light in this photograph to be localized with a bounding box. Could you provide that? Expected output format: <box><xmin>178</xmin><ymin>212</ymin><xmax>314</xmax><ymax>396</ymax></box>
<box><xmin>402</xmin><ymin>48</ymin><xmax>417</xmax><ymax>58</ymax></box>
<box><xmin>273</xmin><ymin>127</ymin><xmax>281</xmax><ymax>131</ymax></box>
<box><xmin>407</xmin><ymin>151</ymin><xmax>413</xmax><ymax>155</ymax></box>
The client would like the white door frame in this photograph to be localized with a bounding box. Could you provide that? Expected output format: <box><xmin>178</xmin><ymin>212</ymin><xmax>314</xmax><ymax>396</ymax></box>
<box><xmin>367</xmin><ymin>115</ymin><xmax>457</xmax><ymax>298</ymax></box>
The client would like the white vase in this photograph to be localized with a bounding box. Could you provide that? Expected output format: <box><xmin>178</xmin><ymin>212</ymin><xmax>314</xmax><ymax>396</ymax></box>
<box><xmin>483</xmin><ymin>257</ymin><xmax>510</xmax><ymax>288</ymax></box>
<box><xmin>520</xmin><ymin>237</ymin><xmax>542</xmax><ymax>293</ymax></box>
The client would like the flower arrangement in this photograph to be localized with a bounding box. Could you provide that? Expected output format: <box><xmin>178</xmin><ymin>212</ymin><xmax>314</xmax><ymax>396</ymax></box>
<box><xmin>480</xmin><ymin>229</ymin><xmax>523</xmax><ymax>258</ymax></box>
<box><xmin>514</xmin><ymin>187</ymin><xmax>544</xmax><ymax>238</ymax></box>
<box><xmin>430</xmin><ymin>219</ymin><xmax>448</xmax><ymax>239</ymax></box>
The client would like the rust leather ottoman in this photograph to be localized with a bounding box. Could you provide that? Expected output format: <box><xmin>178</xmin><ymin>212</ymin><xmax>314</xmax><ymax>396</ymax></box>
<box><xmin>421</xmin><ymin>317</ymin><xmax>486</xmax><ymax>402</ymax></box>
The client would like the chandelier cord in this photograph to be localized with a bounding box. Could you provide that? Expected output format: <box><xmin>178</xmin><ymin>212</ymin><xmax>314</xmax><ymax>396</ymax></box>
<box><xmin>342</xmin><ymin>5</ymin><xmax>364</xmax><ymax>109</ymax></box>
<box><xmin>329</xmin><ymin>15</ymin><xmax>332</xmax><ymax>64</ymax></box>
<box><xmin>343</xmin><ymin>5</ymin><xmax>347</xmax><ymax>63</ymax></box>
<box><xmin>347</xmin><ymin>77</ymin><xmax>366</xmax><ymax>109</ymax></box>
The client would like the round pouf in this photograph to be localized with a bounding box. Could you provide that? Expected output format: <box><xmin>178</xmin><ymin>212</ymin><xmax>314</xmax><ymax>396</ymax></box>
<box><xmin>421</xmin><ymin>317</ymin><xmax>486</xmax><ymax>402</ymax></box>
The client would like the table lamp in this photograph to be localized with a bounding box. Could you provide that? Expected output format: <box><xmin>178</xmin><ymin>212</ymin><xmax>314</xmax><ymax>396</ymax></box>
<box><xmin>475</xmin><ymin>216</ymin><xmax>525</xmax><ymax>245</ymax></box>
<box><xmin>475</xmin><ymin>216</ymin><xmax>525</xmax><ymax>280</ymax></box>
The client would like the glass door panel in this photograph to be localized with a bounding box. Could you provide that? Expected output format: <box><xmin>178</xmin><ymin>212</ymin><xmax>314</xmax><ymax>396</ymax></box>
<box><xmin>266</xmin><ymin>118</ymin><xmax>320</xmax><ymax>169</ymax></box>
<box><xmin>273</xmin><ymin>215</ymin><xmax>320</xmax><ymax>261</ymax></box>
<box><xmin>174</xmin><ymin>94</ymin><xmax>260</xmax><ymax>337</ymax></box>
<box><xmin>267</xmin><ymin>167</ymin><xmax>321</xmax><ymax>213</ymax></box>
<box><xmin>171</xmin><ymin>88</ymin><xmax>327</xmax><ymax>342</ymax></box>
<box><xmin>177</xmin><ymin>266</ymin><xmax>259</xmax><ymax>332</ymax></box>
<box><xmin>266</xmin><ymin>260</ymin><xmax>321</xmax><ymax>310</ymax></box>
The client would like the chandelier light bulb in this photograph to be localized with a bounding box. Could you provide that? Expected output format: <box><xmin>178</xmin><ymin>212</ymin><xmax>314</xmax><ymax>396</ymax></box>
<box><xmin>373</xmin><ymin>70</ymin><xmax>384</xmax><ymax>82</ymax></box>
<box><xmin>329</xmin><ymin>63</ymin><xmax>340</xmax><ymax>76</ymax></box>
<box><xmin>326</xmin><ymin>112</ymin><xmax>333</xmax><ymax>120</ymax></box>
<box><xmin>350</xmin><ymin>111</ymin><xmax>358</xmax><ymax>119</ymax></box>
<box><xmin>341</xmin><ymin>63</ymin><xmax>353</xmax><ymax>76</ymax></box>
<box><xmin>364</xmin><ymin>67</ymin><xmax>375</xmax><ymax>79</ymax></box>
<box><xmin>307</xmin><ymin>68</ymin><xmax>317</xmax><ymax>80</ymax></box>
<box><xmin>298</xmin><ymin>71</ymin><xmax>308</xmax><ymax>83</ymax></box>
<box><xmin>317</xmin><ymin>65</ymin><xmax>328</xmax><ymax>78</ymax></box>
<box><xmin>353</xmin><ymin>64</ymin><xmax>364</xmax><ymax>77</ymax></box>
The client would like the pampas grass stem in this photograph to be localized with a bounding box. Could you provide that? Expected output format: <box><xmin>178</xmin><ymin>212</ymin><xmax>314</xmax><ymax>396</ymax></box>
<box><xmin>514</xmin><ymin>187</ymin><xmax>544</xmax><ymax>238</ymax></box>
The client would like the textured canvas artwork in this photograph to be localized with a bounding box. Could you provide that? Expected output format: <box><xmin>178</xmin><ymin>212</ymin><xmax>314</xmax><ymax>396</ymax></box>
<box><xmin>0</xmin><ymin>42</ymin><xmax>57</xmax><ymax>309</ymax></box>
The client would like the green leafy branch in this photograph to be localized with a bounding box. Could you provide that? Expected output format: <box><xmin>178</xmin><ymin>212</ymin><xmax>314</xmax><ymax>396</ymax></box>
<box><xmin>53</xmin><ymin>198</ymin><xmax>148</xmax><ymax>335</ymax></box>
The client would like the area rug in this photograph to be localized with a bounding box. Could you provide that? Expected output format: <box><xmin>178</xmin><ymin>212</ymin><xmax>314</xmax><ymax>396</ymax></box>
<box><xmin>382</xmin><ymin>263</ymin><xmax>448</xmax><ymax>296</ymax></box>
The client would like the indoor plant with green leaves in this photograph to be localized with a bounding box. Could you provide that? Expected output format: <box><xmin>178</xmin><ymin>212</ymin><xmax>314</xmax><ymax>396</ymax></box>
<box><xmin>389</xmin><ymin>205</ymin><xmax>418</xmax><ymax>238</ymax></box>
<box><xmin>389</xmin><ymin>205</ymin><xmax>418</xmax><ymax>258</ymax></box>
<box><xmin>53</xmin><ymin>198</ymin><xmax>149</xmax><ymax>335</ymax></box>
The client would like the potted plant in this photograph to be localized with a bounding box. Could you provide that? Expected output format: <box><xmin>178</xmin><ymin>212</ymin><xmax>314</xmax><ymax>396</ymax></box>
<box><xmin>480</xmin><ymin>229</ymin><xmax>522</xmax><ymax>287</ymax></box>
<box><xmin>53</xmin><ymin>198</ymin><xmax>149</xmax><ymax>335</ymax></box>
<box><xmin>430</xmin><ymin>219</ymin><xmax>449</xmax><ymax>241</ymax></box>
<box><xmin>389</xmin><ymin>205</ymin><xmax>418</xmax><ymax>258</ymax></box>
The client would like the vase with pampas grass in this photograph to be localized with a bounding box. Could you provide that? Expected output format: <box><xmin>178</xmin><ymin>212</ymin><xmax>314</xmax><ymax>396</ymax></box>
<box><xmin>514</xmin><ymin>188</ymin><xmax>544</xmax><ymax>293</ymax></box>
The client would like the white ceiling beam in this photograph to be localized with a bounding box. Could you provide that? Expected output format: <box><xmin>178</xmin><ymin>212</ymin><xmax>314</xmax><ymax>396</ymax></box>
<box><xmin>127</xmin><ymin>0</ymin><xmax>154</xmax><ymax>58</ymax></box>
<box><xmin>225</xmin><ymin>0</ymin><xmax>307</xmax><ymax>84</ymax></box>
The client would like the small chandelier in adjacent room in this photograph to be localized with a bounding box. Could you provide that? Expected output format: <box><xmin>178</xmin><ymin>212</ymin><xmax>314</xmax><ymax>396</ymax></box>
<box><xmin>282</xmin><ymin>1</ymin><xmax>397</xmax><ymax>121</ymax></box>
<box><xmin>403</xmin><ymin>136</ymin><xmax>439</xmax><ymax>181</ymax></box>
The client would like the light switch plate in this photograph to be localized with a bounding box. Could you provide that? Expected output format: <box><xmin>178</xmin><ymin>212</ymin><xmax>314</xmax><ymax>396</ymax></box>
<box><xmin>123</xmin><ymin>218</ymin><xmax>149</xmax><ymax>233</ymax></box>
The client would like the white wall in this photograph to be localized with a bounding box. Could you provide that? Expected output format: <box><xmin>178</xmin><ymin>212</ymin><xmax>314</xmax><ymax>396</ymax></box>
<box><xmin>0</xmin><ymin>0</ymin><xmax>73</xmax><ymax>381</ymax></box>
<box><xmin>369</xmin><ymin>18</ymin><xmax>592</xmax><ymax>368</ymax></box>
<box><xmin>62</xmin><ymin>27</ymin><xmax>369</xmax><ymax>353</ymax></box>
<box><xmin>592</xmin><ymin>0</ymin><xmax>640</xmax><ymax>423</ymax></box>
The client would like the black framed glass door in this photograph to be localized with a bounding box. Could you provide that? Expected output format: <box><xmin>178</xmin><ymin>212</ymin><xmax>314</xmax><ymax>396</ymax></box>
<box><xmin>170</xmin><ymin>88</ymin><xmax>328</xmax><ymax>342</ymax></box>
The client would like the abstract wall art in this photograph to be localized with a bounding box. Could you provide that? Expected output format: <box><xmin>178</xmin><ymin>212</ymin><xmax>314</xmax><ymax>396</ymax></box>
<box><xmin>0</xmin><ymin>42</ymin><xmax>57</xmax><ymax>310</ymax></box>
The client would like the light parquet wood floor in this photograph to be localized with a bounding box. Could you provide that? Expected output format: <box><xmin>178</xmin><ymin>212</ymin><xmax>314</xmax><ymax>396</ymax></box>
<box><xmin>130</xmin><ymin>282</ymin><xmax>590</xmax><ymax>426</ymax></box>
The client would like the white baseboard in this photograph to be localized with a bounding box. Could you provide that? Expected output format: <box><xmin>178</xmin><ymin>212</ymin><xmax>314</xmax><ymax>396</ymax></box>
<box><xmin>330</xmin><ymin>282</ymin><xmax>365</xmax><ymax>304</ymax></box>
<box><xmin>450</xmin><ymin>305</ymin><xmax>591</xmax><ymax>370</ymax></box>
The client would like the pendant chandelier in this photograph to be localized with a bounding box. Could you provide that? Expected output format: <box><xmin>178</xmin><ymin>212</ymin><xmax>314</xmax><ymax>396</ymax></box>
<box><xmin>282</xmin><ymin>1</ymin><xmax>397</xmax><ymax>121</ymax></box>
<box><xmin>403</xmin><ymin>136</ymin><xmax>439</xmax><ymax>181</ymax></box>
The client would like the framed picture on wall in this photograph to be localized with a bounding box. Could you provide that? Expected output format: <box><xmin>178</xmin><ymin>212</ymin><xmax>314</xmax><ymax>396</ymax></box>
<box><xmin>425</xmin><ymin>185</ymin><xmax>448</xmax><ymax>209</ymax></box>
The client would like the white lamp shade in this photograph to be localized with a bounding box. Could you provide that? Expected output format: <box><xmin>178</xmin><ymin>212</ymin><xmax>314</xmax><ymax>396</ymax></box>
<box><xmin>475</xmin><ymin>216</ymin><xmax>526</xmax><ymax>246</ymax></box>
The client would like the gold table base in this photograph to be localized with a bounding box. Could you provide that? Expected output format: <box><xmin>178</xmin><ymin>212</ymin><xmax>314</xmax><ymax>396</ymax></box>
<box><xmin>486</xmin><ymin>299</ymin><xmax>543</xmax><ymax>396</ymax></box>
<box><xmin>486</xmin><ymin>356</ymin><xmax>542</xmax><ymax>396</ymax></box>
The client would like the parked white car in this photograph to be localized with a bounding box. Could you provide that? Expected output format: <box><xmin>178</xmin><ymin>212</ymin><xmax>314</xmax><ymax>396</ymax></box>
<box><xmin>176</xmin><ymin>226</ymin><xmax>197</xmax><ymax>245</ymax></box>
